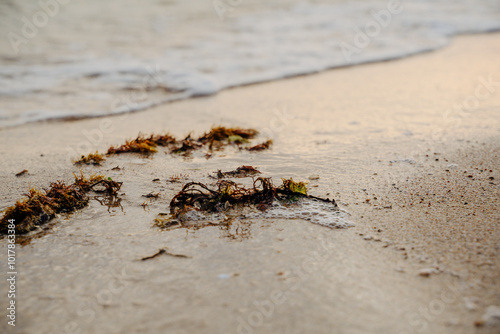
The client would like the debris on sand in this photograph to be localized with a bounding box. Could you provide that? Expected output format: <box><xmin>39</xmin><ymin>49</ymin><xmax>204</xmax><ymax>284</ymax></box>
<box><xmin>197</xmin><ymin>126</ymin><xmax>258</xmax><ymax>150</ymax></box>
<box><xmin>280</xmin><ymin>177</ymin><xmax>307</xmax><ymax>196</ymax></box>
<box><xmin>73</xmin><ymin>151</ymin><xmax>105</xmax><ymax>165</ymax></box>
<box><xmin>140</xmin><ymin>248</ymin><xmax>191</xmax><ymax>261</ymax></box>
<box><xmin>105</xmin><ymin>126</ymin><xmax>271</xmax><ymax>157</ymax></box>
<box><xmin>155</xmin><ymin>177</ymin><xmax>338</xmax><ymax>229</ymax></box>
<box><xmin>106</xmin><ymin>133</ymin><xmax>176</xmax><ymax>155</ymax></box>
<box><xmin>15</xmin><ymin>169</ymin><xmax>29</xmax><ymax>177</ymax></box>
<box><xmin>167</xmin><ymin>174</ymin><xmax>190</xmax><ymax>183</ymax></box>
<box><xmin>142</xmin><ymin>192</ymin><xmax>161</xmax><ymax>198</ymax></box>
<box><xmin>246</xmin><ymin>140</ymin><xmax>273</xmax><ymax>152</ymax></box>
<box><xmin>215</xmin><ymin>166</ymin><xmax>261</xmax><ymax>179</ymax></box>
<box><xmin>170</xmin><ymin>135</ymin><xmax>203</xmax><ymax>154</ymax></box>
<box><xmin>107</xmin><ymin>135</ymin><xmax>159</xmax><ymax>154</ymax></box>
<box><xmin>0</xmin><ymin>173</ymin><xmax>122</xmax><ymax>235</ymax></box>
<box><xmin>73</xmin><ymin>172</ymin><xmax>122</xmax><ymax>193</ymax></box>
<box><xmin>417</xmin><ymin>267</ymin><xmax>441</xmax><ymax>277</ymax></box>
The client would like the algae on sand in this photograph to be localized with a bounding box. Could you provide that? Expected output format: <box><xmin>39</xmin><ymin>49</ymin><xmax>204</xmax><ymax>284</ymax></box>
<box><xmin>73</xmin><ymin>151</ymin><xmax>105</xmax><ymax>165</ymax></box>
<box><xmin>156</xmin><ymin>177</ymin><xmax>339</xmax><ymax>229</ymax></box>
<box><xmin>105</xmin><ymin>126</ymin><xmax>271</xmax><ymax>157</ymax></box>
<box><xmin>0</xmin><ymin>173</ymin><xmax>122</xmax><ymax>235</ymax></box>
<box><xmin>215</xmin><ymin>166</ymin><xmax>261</xmax><ymax>179</ymax></box>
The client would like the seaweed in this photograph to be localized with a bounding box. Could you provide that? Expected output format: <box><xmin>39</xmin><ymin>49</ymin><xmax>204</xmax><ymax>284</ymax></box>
<box><xmin>141</xmin><ymin>192</ymin><xmax>160</xmax><ymax>209</ymax></box>
<box><xmin>107</xmin><ymin>136</ymin><xmax>158</xmax><ymax>155</ymax></box>
<box><xmin>167</xmin><ymin>174</ymin><xmax>190</xmax><ymax>183</ymax></box>
<box><xmin>104</xmin><ymin>126</ymin><xmax>269</xmax><ymax>157</ymax></box>
<box><xmin>170</xmin><ymin>135</ymin><xmax>203</xmax><ymax>154</ymax></box>
<box><xmin>246</xmin><ymin>140</ymin><xmax>273</xmax><ymax>152</ymax></box>
<box><xmin>215</xmin><ymin>166</ymin><xmax>261</xmax><ymax>179</ymax></box>
<box><xmin>143</xmin><ymin>192</ymin><xmax>160</xmax><ymax>198</ymax></box>
<box><xmin>94</xmin><ymin>194</ymin><xmax>123</xmax><ymax>213</ymax></box>
<box><xmin>73</xmin><ymin>151</ymin><xmax>105</xmax><ymax>165</ymax></box>
<box><xmin>280</xmin><ymin>177</ymin><xmax>307</xmax><ymax>195</ymax></box>
<box><xmin>149</xmin><ymin>133</ymin><xmax>176</xmax><ymax>146</ymax></box>
<box><xmin>139</xmin><ymin>248</ymin><xmax>191</xmax><ymax>261</ymax></box>
<box><xmin>167</xmin><ymin>177</ymin><xmax>336</xmax><ymax>223</ymax></box>
<box><xmin>0</xmin><ymin>173</ymin><xmax>122</xmax><ymax>235</ymax></box>
<box><xmin>107</xmin><ymin>133</ymin><xmax>177</xmax><ymax>155</ymax></box>
<box><xmin>15</xmin><ymin>169</ymin><xmax>28</xmax><ymax>177</ymax></box>
<box><xmin>197</xmin><ymin>126</ymin><xmax>258</xmax><ymax>144</ymax></box>
<box><xmin>197</xmin><ymin>126</ymin><xmax>258</xmax><ymax>150</ymax></box>
<box><xmin>73</xmin><ymin>172</ymin><xmax>104</xmax><ymax>191</ymax></box>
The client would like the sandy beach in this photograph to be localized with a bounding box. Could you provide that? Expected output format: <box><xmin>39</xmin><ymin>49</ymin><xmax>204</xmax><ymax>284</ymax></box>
<box><xmin>1</xmin><ymin>33</ymin><xmax>499</xmax><ymax>333</ymax></box>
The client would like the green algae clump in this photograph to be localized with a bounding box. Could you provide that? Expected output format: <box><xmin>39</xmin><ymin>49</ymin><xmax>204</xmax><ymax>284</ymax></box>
<box><xmin>281</xmin><ymin>178</ymin><xmax>307</xmax><ymax>195</ymax></box>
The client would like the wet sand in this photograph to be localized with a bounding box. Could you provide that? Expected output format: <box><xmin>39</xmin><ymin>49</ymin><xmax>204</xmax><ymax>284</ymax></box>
<box><xmin>0</xmin><ymin>34</ymin><xmax>499</xmax><ymax>333</ymax></box>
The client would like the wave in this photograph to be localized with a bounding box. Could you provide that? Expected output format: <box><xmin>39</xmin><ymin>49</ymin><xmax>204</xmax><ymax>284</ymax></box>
<box><xmin>1</xmin><ymin>0</ymin><xmax>499</xmax><ymax>128</ymax></box>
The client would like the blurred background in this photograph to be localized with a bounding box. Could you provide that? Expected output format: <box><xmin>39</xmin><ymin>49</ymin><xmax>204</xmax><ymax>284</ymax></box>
<box><xmin>1</xmin><ymin>0</ymin><xmax>499</xmax><ymax>128</ymax></box>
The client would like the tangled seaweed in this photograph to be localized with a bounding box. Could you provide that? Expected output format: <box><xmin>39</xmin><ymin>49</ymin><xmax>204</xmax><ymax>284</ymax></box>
<box><xmin>165</xmin><ymin>177</ymin><xmax>336</xmax><ymax>225</ymax></box>
<box><xmin>197</xmin><ymin>126</ymin><xmax>258</xmax><ymax>150</ymax></box>
<box><xmin>0</xmin><ymin>173</ymin><xmax>122</xmax><ymax>235</ymax></box>
<box><xmin>106</xmin><ymin>126</ymin><xmax>271</xmax><ymax>156</ymax></box>
<box><xmin>170</xmin><ymin>135</ymin><xmax>203</xmax><ymax>154</ymax></box>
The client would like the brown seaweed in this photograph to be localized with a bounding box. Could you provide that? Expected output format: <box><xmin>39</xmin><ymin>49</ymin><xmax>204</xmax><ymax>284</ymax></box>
<box><xmin>215</xmin><ymin>166</ymin><xmax>261</xmax><ymax>179</ymax></box>
<box><xmin>105</xmin><ymin>126</ymin><xmax>269</xmax><ymax>157</ymax></box>
<box><xmin>197</xmin><ymin>126</ymin><xmax>258</xmax><ymax>144</ymax></box>
<box><xmin>140</xmin><ymin>248</ymin><xmax>191</xmax><ymax>261</ymax></box>
<box><xmin>107</xmin><ymin>136</ymin><xmax>158</xmax><ymax>154</ymax></box>
<box><xmin>170</xmin><ymin>135</ymin><xmax>203</xmax><ymax>154</ymax></box>
<box><xmin>246</xmin><ymin>140</ymin><xmax>273</xmax><ymax>152</ymax></box>
<box><xmin>167</xmin><ymin>177</ymin><xmax>336</xmax><ymax>221</ymax></box>
<box><xmin>107</xmin><ymin>133</ymin><xmax>176</xmax><ymax>155</ymax></box>
<box><xmin>15</xmin><ymin>169</ymin><xmax>28</xmax><ymax>177</ymax></box>
<box><xmin>73</xmin><ymin>151</ymin><xmax>105</xmax><ymax>165</ymax></box>
<box><xmin>0</xmin><ymin>173</ymin><xmax>122</xmax><ymax>235</ymax></box>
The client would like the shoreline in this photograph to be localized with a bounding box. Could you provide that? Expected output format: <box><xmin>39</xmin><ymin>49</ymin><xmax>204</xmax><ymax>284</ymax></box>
<box><xmin>0</xmin><ymin>33</ymin><xmax>499</xmax><ymax>333</ymax></box>
<box><xmin>2</xmin><ymin>31</ymin><xmax>497</xmax><ymax>131</ymax></box>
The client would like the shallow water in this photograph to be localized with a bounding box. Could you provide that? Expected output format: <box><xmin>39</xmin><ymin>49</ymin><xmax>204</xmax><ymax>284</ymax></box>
<box><xmin>1</xmin><ymin>0</ymin><xmax>499</xmax><ymax>127</ymax></box>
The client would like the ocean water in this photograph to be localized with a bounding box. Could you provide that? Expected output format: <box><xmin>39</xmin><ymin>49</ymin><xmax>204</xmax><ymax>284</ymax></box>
<box><xmin>1</xmin><ymin>0</ymin><xmax>499</xmax><ymax>128</ymax></box>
